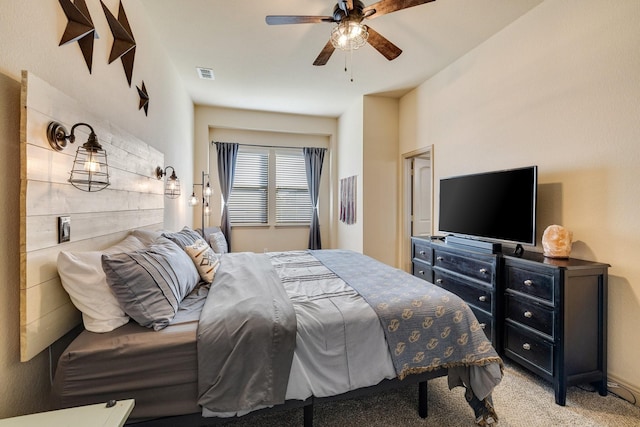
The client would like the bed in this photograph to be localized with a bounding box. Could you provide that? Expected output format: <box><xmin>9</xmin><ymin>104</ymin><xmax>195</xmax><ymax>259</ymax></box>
<box><xmin>51</xmin><ymin>227</ymin><xmax>503</xmax><ymax>426</ymax></box>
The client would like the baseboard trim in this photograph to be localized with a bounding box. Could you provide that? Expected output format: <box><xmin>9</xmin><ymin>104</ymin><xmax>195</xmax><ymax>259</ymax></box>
<box><xmin>608</xmin><ymin>374</ymin><xmax>640</xmax><ymax>407</ymax></box>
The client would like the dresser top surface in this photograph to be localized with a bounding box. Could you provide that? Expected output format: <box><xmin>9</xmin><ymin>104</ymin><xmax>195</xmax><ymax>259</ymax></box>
<box><xmin>411</xmin><ymin>236</ymin><xmax>609</xmax><ymax>269</ymax></box>
<box><xmin>503</xmin><ymin>250</ymin><xmax>609</xmax><ymax>269</ymax></box>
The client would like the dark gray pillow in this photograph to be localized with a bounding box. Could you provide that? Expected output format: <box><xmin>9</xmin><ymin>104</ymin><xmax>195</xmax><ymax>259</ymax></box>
<box><xmin>161</xmin><ymin>226</ymin><xmax>202</xmax><ymax>250</ymax></box>
<box><xmin>209</xmin><ymin>230</ymin><xmax>229</xmax><ymax>254</ymax></box>
<box><xmin>194</xmin><ymin>226</ymin><xmax>222</xmax><ymax>247</ymax></box>
<box><xmin>102</xmin><ymin>237</ymin><xmax>200</xmax><ymax>330</ymax></box>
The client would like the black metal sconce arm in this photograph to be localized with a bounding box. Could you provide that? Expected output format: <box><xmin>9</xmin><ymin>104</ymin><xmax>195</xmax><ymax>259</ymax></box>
<box><xmin>47</xmin><ymin>121</ymin><xmax>101</xmax><ymax>151</ymax></box>
<box><xmin>156</xmin><ymin>165</ymin><xmax>178</xmax><ymax>181</ymax></box>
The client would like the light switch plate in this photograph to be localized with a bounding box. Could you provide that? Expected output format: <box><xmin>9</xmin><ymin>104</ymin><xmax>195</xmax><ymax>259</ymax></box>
<box><xmin>58</xmin><ymin>216</ymin><xmax>70</xmax><ymax>243</ymax></box>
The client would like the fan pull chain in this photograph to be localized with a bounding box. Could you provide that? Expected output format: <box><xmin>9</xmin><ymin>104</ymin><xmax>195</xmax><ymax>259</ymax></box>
<box><xmin>343</xmin><ymin>48</ymin><xmax>355</xmax><ymax>82</ymax></box>
<box><xmin>350</xmin><ymin>48</ymin><xmax>355</xmax><ymax>82</ymax></box>
<box><xmin>340</xmin><ymin>49</ymin><xmax>356</xmax><ymax>82</ymax></box>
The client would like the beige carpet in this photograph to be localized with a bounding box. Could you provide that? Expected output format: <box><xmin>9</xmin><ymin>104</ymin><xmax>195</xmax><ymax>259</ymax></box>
<box><xmin>217</xmin><ymin>362</ymin><xmax>640</xmax><ymax>426</ymax></box>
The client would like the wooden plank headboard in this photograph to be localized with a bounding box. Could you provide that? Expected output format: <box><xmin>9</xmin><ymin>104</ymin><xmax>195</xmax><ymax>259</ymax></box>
<box><xmin>19</xmin><ymin>71</ymin><xmax>165</xmax><ymax>361</ymax></box>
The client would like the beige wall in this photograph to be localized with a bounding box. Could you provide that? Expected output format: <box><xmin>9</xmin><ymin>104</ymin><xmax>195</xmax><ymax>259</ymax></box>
<box><xmin>336</xmin><ymin>98</ymin><xmax>364</xmax><ymax>252</ymax></box>
<box><xmin>363</xmin><ymin>96</ymin><xmax>400</xmax><ymax>266</ymax></box>
<box><xmin>194</xmin><ymin>106</ymin><xmax>337</xmax><ymax>252</ymax></box>
<box><xmin>336</xmin><ymin>96</ymin><xmax>400</xmax><ymax>266</ymax></box>
<box><xmin>399</xmin><ymin>0</ymin><xmax>640</xmax><ymax>395</ymax></box>
<box><xmin>0</xmin><ymin>0</ymin><xmax>193</xmax><ymax>418</ymax></box>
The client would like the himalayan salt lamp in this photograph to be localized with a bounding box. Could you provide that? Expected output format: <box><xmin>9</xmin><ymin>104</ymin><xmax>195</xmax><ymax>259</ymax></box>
<box><xmin>542</xmin><ymin>225</ymin><xmax>573</xmax><ymax>258</ymax></box>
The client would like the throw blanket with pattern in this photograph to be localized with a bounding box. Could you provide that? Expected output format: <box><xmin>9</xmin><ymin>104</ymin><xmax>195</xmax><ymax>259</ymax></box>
<box><xmin>311</xmin><ymin>250</ymin><xmax>502</xmax><ymax>379</ymax></box>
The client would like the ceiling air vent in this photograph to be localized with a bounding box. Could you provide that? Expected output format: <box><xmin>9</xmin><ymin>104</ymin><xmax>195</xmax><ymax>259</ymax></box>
<box><xmin>196</xmin><ymin>67</ymin><xmax>215</xmax><ymax>80</ymax></box>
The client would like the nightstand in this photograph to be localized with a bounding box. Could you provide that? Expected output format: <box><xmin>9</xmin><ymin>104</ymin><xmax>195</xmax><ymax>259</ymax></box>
<box><xmin>0</xmin><ymin>399</ymin><xmax>134</xmax><ymax>427</ymax></box>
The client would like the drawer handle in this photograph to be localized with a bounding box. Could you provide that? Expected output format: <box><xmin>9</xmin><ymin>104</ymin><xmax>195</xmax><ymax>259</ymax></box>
<box><xmin>522</xmin><ymin>343</ymin><xmax>531</xmax><ymax>351</ymax></box>
<box><xmin>436</xmin><ymin>256</ymin><xmax>444</xmax><ymax>261</ymax></box>
<box><xmin>436</xmin><ymin>278</ymin><xmax>443</xmax><ymax>284</ymax></box>
<box><xmin>418</xmin><ymin>270</ymin><xmax>425</xmax><ymax>275</ymax></box>
<box><xmin>479</xmin><ymin>268</ymin><xmax>488</xmax><ymax>274</ymax></box>
<box><xmin>478</xmin><ymin>295</ymin><xmax>487</xmax><ymax>302</ymax></box>
<box><xmin>479</xmin><ymin>323</ymin><xmax>486</xmax><ymax>329</ymax></box>
<box><xmin>524</xmin><ymin>279</ymin><xmax>533</xmax><ymax>286</ymax></box>
<box><xmin>419</xmin><ymin>250</ymin><xmax>426</xmax><ymax>255</ymax></box>
<box><xmin>524</xmin><ymin>311</ymin><xmax>533</xmax><ymax>318</ymax></box>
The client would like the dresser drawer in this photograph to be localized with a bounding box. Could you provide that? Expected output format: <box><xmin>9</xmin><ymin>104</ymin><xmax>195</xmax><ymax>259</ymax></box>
<box><xmin>412</xmin><ymin>259</ymin><xmax>432</xmax><ymax>282</ymax></box>
<box><xmin>505</xmin><ymin>295</ymin><xmax>554</xmax><ymax>337</ymax></box>
<box><xmin>413</xmin><ymin>240</ymin><xmax>433</xmax><ymax>265</ymax></box>
<box><xmin>505</xmin><ymin>324</ymin><xmax>553</xmax><ymax>375</ymax></box>
<box><xmin>470</xmin><ymin>306</ymin><xmax>493</xmax><ymax>344</ymax></box>
<box><xmin>433</xmin><ymin>270</ymin><xmax>492</xmax><ymax>313</ymax></box>
<box><xmin>505</xmin><ymin>265</ymin><xmax>554</xmax><ymax>302</ymax></box>
<box><xmin>433</xmin><ymin>249</ymin><xmax>495</xmax><ymax>285</ymax></box>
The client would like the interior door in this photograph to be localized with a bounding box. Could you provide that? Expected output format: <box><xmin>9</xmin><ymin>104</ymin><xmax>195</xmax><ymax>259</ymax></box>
<box><xmin>412</xmin><ymin>157</ymin><xmax>431</xmax><ymax>237</ymax></box>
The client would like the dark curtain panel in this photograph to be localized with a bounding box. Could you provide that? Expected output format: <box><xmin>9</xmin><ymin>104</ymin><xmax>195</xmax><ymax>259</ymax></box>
<box><xmin>303</xmin><ymin>147</ymin><xmax>326</xmax><ymax>250</ymax></box>
<box><xmin>215</xmin><ymin>142</ymin><xmax>239</xmax><ymax>251</ymax></box>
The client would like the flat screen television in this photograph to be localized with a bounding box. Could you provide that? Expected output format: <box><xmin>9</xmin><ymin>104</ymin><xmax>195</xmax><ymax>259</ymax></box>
<box><xmin>438</xmin><ymin>166</ymin><xmax>538</xmax><ymax>248</ymax></box>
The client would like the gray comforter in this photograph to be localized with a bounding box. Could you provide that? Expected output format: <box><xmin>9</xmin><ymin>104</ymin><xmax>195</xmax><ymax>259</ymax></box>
<box><xmin>197</xmin><ymin>250</ymin><xmax>501</xmax><ymax>422</ymax></box>
<box><xmin>197</xmin><ymin>252</ymin><xmax>297</xmax><ymax>412</ymax></box>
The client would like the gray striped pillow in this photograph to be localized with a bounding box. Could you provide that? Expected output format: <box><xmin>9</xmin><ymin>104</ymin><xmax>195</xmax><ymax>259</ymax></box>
<box><xmin>102</xmin><ymin>237</ymin><xmax>200</xmax><ymax>330</ymax></box>
<box><xmin>161</xmin><ymin>226</ymin><xmax>202</xmax><ymax>250</ymax></box>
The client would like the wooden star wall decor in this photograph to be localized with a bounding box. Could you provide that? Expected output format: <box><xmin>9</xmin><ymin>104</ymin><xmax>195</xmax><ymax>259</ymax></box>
<box><xmin>58</xmin><ymin>0</ymin><xmax>98</xmax><ymax>73</ymax></box>
<box><xmin>100</xmin><ymin>0</ymin><xmax>136</xmax><ymax>86</ymax></box>
<box><xmin>137</xmin><ymin>81</ymin><xmax>149</xmax><ymax>116</ymax></box>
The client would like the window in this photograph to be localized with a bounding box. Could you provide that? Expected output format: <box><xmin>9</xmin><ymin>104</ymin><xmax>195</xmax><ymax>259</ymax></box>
<box><xmin>276</xmin><ymin>151</ymin><xmax>311</xmax><ymax>223</ymax></box>
<box><xmin>227</xmin><ymin>149</ymin><xmax>268</xmax><ymax>223</ymax></box>
<box><xmin>228</xmin><ymin>146</ymin><xmax>312</xmax><ymax>225</ymax></box>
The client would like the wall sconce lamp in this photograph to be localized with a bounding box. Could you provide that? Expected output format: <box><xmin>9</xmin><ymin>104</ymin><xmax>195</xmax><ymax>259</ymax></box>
<box><xmin>156</xmin><ymin>166</ymin><xmax>181</xmax><ymax>199</ymax></box>
<box><xmin>46</xmin><ymin>121</ymin><xmax>110</xmax><ymax>192</ymax></box>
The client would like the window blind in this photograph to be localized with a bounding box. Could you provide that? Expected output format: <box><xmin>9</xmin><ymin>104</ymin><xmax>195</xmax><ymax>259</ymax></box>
<box><xmin>276</xmin><ymin>151</ymin><xmax>311</xmax><ymax>224</ymax></box>
<box><xmin>227</xmin><ymin>149</ymin><xmax>268</xmax><ymax>224</ymax></box>
<box><xmin>227</xmin><ymin>146</ymin><xmax>313</xmax><ymax>225</ymax></box>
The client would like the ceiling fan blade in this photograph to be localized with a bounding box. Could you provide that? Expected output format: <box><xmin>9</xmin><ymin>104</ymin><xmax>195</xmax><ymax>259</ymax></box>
<box><xmin>338</xmin><ymin>0</ymin><xmax>354</xmax><ymax>13</ymax></box>
<box><xmin>363</xmin><ymin>0</ymin><xmax>436</xmax><ymax>20</ymax></box>
<box><xmin>265</xmin><ymin>15</ymin><xmax>334</xmax><ymax>25</ymax></box>
<box><xmin>313</xmin><ymin>40</ymin><xmax>336</xmax><ymax>66</ymax></box>
<box><xmin>366</xmin><ymin>26</ymin><xmax>402</xmax><ymax>60</ymax></box>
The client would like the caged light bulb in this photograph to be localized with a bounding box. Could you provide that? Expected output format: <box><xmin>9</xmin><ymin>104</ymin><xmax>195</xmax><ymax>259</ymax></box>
<box><xmin>83</xmin><ymin>152</ymin><xmax>101</xmax><ymax>173</ymax></box>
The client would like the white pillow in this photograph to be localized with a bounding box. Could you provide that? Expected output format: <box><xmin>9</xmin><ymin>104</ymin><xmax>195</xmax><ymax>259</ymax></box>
<box><xmin>129</xmin><ymin>228</ymin><xmax>162</xmax><ymax>246</ymax></box>
<box><xmin>185</xmin><ymin>239</ymin><xmax>220</xmax><ymax>283</ymax></box>
<box><xmin>57</xmin><ymin>234</ymin><xmax>147</xmax><ymax>332</ymax></box>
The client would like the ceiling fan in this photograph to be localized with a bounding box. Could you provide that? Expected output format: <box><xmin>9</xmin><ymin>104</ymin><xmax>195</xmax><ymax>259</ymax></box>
<box><xmin>266</xmin><ymin>0</ymin><xmax>436</xmax><ymax>66</ymax></box>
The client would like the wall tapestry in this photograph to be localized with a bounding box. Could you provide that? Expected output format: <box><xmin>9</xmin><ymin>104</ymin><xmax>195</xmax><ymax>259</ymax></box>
<box><xmin>339</xmin><ymin>175</ymin><xmax>357</xmax><ymax>225</ymax></box>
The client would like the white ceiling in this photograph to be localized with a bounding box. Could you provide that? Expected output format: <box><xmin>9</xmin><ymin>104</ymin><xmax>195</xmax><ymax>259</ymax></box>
<box><xmin>139</xmin><ymin>0</ymin><xmax>542</xmax><ymax>117</ymax></box>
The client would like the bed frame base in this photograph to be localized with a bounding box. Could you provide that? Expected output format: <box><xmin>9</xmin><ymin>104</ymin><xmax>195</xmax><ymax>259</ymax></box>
<box><xmin>125</xmin><ymin>370</ymin><xmax>444</xmax><ymax>427</ymax></box>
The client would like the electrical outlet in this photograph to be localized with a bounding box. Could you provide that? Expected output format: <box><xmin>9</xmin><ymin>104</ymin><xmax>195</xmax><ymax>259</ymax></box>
<box><xmin>58</xmin><ymin>216</ymin><xmax>70</xmax><ymax>243</ymax></box>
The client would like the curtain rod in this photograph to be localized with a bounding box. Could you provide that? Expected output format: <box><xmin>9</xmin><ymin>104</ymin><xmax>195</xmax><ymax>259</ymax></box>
<box><xmin>211</xmin><ymin>141</ymin><xmax>326</xmax><ymax>150</ymax></box>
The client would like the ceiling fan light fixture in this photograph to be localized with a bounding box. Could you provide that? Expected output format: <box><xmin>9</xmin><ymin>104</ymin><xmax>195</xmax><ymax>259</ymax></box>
<box><xmin>331</xmin><ymin>21</ymin><xmax>368</xmax><ymax>51</ymax></box>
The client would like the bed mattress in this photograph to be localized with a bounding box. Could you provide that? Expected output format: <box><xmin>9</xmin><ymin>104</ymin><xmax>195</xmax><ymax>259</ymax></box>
<box><xmin>52</xmin><ymin>285</ymin><xmax>208</xmax><ymax>419</ymax></box>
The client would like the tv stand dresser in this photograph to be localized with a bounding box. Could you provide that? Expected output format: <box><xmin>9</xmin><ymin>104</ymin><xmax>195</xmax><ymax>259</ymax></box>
<box><xmin>411</xmin><ymin>236</ymin><xmax>609</xmax><ymax>406</ymax></box>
